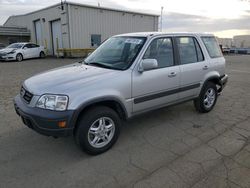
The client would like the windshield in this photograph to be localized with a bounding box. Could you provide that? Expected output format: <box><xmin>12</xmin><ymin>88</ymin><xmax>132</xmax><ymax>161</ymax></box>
<box><xmin>7</xmin><ymin>43</ymin><xmax>24</xmax><ymax>49</ymax></box>
<box><xmin>84</xmin><ymin>37</ymin><xmax>146</xmax><ymax>70</ymax></box>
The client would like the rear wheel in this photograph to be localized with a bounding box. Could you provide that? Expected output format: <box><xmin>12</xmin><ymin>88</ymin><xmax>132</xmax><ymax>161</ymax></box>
<box><xmin>194</xmin><ymin>82</ymin><xmax>218</xmax><ymax>113</ymax></box>
<box><xmin>16</xmin><ymin>53</ymin><xmax>23</xmax><ymax>62</ymax></box>
<box><xmin>40</xmin><ymin>51</ymin><xmax>45</xmax><ymax>58</ymax></box>
<box><xmin>75</xmin><ymin>106</ymin><xmax>121</xmax><ymax>155</ymax></box>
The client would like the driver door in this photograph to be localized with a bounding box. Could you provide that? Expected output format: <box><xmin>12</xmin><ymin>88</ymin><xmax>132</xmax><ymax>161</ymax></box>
<box><xmin>132</xmin><ymin>37</ymin><xmax>180</xmax><ymax>113</ymax></box>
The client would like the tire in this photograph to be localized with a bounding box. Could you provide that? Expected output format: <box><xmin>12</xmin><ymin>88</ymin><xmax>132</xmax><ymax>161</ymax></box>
<box><xmin>75</xmin><ymin>106</ymin><xmax>121</xmax><ymax>155</ymax></box>
<box><xmin>194</xmin><ymin>82</ymin><xmax>218</xmax><ymax>113</ymax></box>
<box><xmin>16</xmin><ymin>53</ymin><xmax>23</xmax><ymax>62</ymax></box>
<box><xmin>40</xmin><ymin>51</ymin><xmax>45</xmax><ymax>58</ymax></box>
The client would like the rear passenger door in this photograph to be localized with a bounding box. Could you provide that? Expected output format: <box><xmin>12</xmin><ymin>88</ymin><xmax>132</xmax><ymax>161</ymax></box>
<box><xmin>175</xmin><ymin>36</ymin><xmax>209</xmax><ymax>99</ymax></box>
<box><xmin>30</xmin><ymin>44</ymin><xmax>40</xmax><ymax>58</ymax></box>
<box><xmin>22</xmin><ymin>44</ymin><xmax>33</xmax><ymax>59</ymax></box>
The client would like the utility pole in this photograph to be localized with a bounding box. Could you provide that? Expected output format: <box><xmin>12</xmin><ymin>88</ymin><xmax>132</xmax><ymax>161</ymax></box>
<box><xmin>160</xmin><ymin>6</ymin><xmax>164</xmax><ymax>32</ymax></box>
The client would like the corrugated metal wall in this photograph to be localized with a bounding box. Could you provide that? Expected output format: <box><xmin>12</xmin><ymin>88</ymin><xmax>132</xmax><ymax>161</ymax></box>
<box><xmin>4</xmin><ymin>4</ymin><xmax>70</xmax><ymax>55</ymax></box>
<box><xmin>4</xmin><ymin>3</ymin><xmax>158</xmax><ymax>54</ymax></box>
<box><xmin>69</xmin><ymin>4</ymin><xmax>158</xmax><ymax>48</ymax></box>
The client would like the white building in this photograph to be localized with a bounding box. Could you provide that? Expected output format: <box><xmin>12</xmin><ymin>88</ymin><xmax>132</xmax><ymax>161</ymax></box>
<box><xmin>4</xmin><ymin>2</ymin><xmax>159</xmax><ymax>55</ymax></box>
<box><xmin>233</xmin><ymin>35</ymin><xmax>250</xmax><ymax>48</ymax></box>
<box><xmin>217</xmin><ymin>37</ymin><xmax>233</xmax><ymax>48</ymax></box>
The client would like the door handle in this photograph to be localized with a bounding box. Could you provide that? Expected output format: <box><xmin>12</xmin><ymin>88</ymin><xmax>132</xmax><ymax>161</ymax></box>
<box><xmin>168</xmin><ymin>72</ymin><xmax>177</xmax><ymax>78</ymax></box>
<box><xmin>202</xmin><ymin>65</ymin><xmax>208</xmax><ymax>70</ymax></box>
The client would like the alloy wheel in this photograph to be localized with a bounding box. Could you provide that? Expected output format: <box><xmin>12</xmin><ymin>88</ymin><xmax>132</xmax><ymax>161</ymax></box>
<box><xmin>87</xmin><ymin>117</ymin><xmax>115</xmax><ymax>148</ymax></box>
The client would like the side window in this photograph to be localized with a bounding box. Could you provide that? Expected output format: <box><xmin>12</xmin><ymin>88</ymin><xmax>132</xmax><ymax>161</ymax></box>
<box><xmin>30</xmin><ymin>44</ymin><xmax>37</xmax><ymax>48</ymax></box>
<box><xmin>23</xmin><ymin>44</ymin><xmax>31</xmax><ymax>48</ymax></box>
<box><xmin>176</xmin><ymin>37</ymin><xmax>204</xmax><ymax>64</ymax></box>
<box><xmin>194</xmin><ymin>39</ymin><xmax>204</xmax><ymax>62</ymax></box>
<box><xmin>201</xmin><ymin>37</ymin><xmax>222</xmax><ymax>58</ymax></box>
<box><xmin>143</xmin><ymin>37</ymin><xmax>174</xmax><ymax>68</ymax></box>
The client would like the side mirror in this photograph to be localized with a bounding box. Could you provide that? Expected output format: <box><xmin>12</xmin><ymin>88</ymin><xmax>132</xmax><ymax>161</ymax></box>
<box><xmin>138</xmin><ymin>59</ymin><xmax>158</xmax><ymax>73</ymax></box>
<box><xmin>23</xmin><ymin>47</ymin><xmax>27</xmax><ymax>50</ymax></box>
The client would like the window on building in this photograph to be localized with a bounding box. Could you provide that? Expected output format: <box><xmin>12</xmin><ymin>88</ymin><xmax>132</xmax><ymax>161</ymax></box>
<box><xmin>201</xmin><ymin>36</ymin><xmax>222</xmax><ymax>58</ymax></box>
<box><xmin>91</xmin><ymin>34</ymin><xmax>101</xmax><ymax>47</ymax></box>
<box><xmin>176</xmin><ymin>37</ymin><xmax>204</xmax><ymax>64</ymax></box>
<box><xmin>143</xmin><ymin>37</ymin><xmax>174</xmax><ymax>68</ymax></box>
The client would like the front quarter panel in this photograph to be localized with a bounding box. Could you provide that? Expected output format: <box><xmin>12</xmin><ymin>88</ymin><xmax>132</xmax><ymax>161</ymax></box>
<box><xmin>67</xmin><ymin>70</ymin><xmax>133</xmax><ymax>117</ymax></box>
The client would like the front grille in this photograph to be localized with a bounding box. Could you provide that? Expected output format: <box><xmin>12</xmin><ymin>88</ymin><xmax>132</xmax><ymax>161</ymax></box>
<box><xmin>20</xmin><ymin>86</ymin><xmax>33</xmax><ymax>104</ymax></box>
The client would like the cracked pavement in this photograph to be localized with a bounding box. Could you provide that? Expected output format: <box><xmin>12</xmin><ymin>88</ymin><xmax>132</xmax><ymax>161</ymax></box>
<box><xmin>0</xmin><ymin>55</ymin><xmax>250</xmax><ymax>188</ymax></box>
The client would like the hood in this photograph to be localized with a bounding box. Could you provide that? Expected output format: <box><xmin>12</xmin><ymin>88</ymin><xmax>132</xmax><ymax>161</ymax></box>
<box><xmin>23</xmin><ymin>63</ymin><xmax>119</xmax><ymax>95</ymax></box>
<box><xmin>0</xmin><ymin>48</ymin><xmax>17</xmax><ymax>54</ymax></box>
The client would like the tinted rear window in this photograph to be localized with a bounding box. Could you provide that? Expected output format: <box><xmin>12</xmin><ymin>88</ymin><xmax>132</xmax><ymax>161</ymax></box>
<box><xmin>201</xmin><ymin>37</ymin><xmax>222</xmax><ymax>58</ymax></box>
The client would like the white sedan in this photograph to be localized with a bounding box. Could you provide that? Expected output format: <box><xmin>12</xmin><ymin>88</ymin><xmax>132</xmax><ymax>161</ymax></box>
<box><xmin>0</xmin><ymin>43</ymin><xmax>46</xmax><ymax>62</ymax></box>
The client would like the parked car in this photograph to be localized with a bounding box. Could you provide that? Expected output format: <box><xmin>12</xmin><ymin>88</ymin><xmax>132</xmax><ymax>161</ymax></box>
<box><xmin>222</xmin><ymin>47</ymin><xmax>230</xmax><ymax>54</ymax></box>
<box><xmin>0</xmin><ymin>42</ymin><xmax>45</xmax><ymax>62</ymax></box>
<box><xmin>0</xmin><ymin>43</ymin><xmax>6</xmax><ymax>49</ymax></box>
<box><xmin>14</xmin><ymin>32</ymin><xmax>228</xmax><ymax>155</ymax></box>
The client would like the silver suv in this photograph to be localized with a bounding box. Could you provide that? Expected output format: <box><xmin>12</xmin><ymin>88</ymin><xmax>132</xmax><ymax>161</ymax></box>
<box><xmin>14</xmin><ymin>32</ymin><xmax>228</xmax><ymax>155</ymax></box>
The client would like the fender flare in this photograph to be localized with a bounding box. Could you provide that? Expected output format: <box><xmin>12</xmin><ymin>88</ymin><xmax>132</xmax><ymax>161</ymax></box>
<box><xmin>70</xmin><ymin>96</ymin><xmax>128</xmax><ymax>128</ymax></box>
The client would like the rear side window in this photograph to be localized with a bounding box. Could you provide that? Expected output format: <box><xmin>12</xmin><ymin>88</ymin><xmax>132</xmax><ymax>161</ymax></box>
<box><xmin>201</xmin><ymin>37</ymin><xmax>222</xmax><ymax>58</ymax></box>
<box><xmin>176</xmin><ymin>37</ymin><xmax>204</xmax><ymax>64</ymax></box>
<box><xmin>194</xmin><ymin>39</ymin><xmax>204</xmax><ymax>62</ymax></box>
<box><xmin>30</xmin><ymin>44</ymin><xmax>38</xmax><ymax>48</ymax></box>
<box><xmin>24</xmin><ymin>44</ymin><xmax>32</xmax><ymax>48</ymax></box>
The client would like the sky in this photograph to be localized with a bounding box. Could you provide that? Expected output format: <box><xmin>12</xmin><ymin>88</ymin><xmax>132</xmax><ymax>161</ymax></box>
<box><xmin>0</xmin><ymin>0</ymin><xmax>250</xmax><ymax>38</ymax></box>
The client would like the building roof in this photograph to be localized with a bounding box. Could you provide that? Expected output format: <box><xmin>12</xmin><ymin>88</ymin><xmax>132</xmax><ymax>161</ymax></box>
<box><xmin>4</xmin><ymin>1</ymin><xmax>159</xmax><ymax>25</ymax></box>
<box><xmin>68</xmin><ymin>1</ymin><xmax>159</xmax><ymax>17</ymax></box>
<box><xmin>0</xmin><ymin>26</ymin><xmax>30</xmax><ymax>36</ymax></box>
<box><xmin>233</xmin><ymin>35</ymin><xmax>250</xmax><ymax>38</ymax></box>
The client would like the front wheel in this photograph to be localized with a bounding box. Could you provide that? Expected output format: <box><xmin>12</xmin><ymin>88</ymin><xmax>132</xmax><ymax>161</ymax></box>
<box><xmin>16</xmin><ymin>53</ymin><xmax>23</xmax><ymax>62</ymax></box>
<box><xmin>75</xmin><ymin>106</ymin><xmax>121</xmax><ymax>155</ymax></box>
<box><xmin>194</xmin><ymin>82</ymin><xmax>218</xmax><ymax>113</ymax></box>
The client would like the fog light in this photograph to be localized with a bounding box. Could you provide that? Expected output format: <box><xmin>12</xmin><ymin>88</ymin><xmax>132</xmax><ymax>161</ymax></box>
<box><xmin>58</xmin><ymin>121</ymin><xmax>66</xmax><ymax>128</ymax></box>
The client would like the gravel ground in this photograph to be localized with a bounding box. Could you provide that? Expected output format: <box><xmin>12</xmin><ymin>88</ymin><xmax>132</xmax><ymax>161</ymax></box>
<box><xmin>0</xmin><ymin>56</ymin><xmax>250</xmax><ymax>188</ymax></box>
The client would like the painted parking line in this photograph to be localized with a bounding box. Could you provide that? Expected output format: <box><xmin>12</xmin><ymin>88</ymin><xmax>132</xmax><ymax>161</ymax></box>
<box><xmin>230</xmin><ymin>69</ymin><xmax>250</xmax><ymax>74</ymax></box>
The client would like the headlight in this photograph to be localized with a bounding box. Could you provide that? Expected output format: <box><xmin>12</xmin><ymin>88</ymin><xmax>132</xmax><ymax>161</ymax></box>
<box><xmin>36</xmin><ymin>95</ymin><xmax>68</xmax><ymax>111</ymax></box>
<box><xmin>7</xmin><ymin>50</ymin><xmax>16</xmax><ymax>54</ymax></box>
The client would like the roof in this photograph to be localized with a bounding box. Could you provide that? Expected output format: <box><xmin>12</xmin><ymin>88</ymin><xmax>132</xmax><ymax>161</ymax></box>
<box><xmin>115</xmin><ymin>32</ymin><xmax>215</xmax><ymax>37</ymax></box>
<box><xmin>0</xmin><ymin>26</ymin><xmax>30</xmax><ymax>36</ymax></box>
<box><xmin>9</xmin><ymin>42</ymin><xmax>28</xmax><ymax>45</ymax></box>
<box><xmin>4</xmin><ymin>1</ymin><xmax>159</xmax><ymax>25</ymax></box>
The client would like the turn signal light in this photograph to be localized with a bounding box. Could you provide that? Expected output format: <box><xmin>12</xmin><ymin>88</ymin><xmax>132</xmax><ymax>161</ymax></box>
<box><xmin>58</xmin><ymin>121</ymin><xmax>67</xmax><ymax>128</ymax></box>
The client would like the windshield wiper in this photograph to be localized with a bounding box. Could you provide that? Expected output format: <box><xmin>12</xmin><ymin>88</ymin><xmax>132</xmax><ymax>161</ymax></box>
<box><xmin>85</xmin><ymin>62</ymin><xmax>116</xmax><ymax>69</ymax></box>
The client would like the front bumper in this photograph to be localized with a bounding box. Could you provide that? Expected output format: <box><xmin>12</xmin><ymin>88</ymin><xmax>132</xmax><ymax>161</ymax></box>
<box><xmin>0</xmin><ymin>54</ymin><xmax>15</xmax><ymax>61</ymax></box>
<box><xmin>14</xmin><ymin>95</ymin><xmax>75</xmax><ymax>137</ymax></box>
<box><xmin>218</xmin><ymin>74</ymin><xmax>228</xmax><ymax>93</ymax></box>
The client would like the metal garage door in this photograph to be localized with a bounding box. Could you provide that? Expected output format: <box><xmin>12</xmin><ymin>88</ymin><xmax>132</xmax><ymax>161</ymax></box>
<box><xmin>51</xmin><ymin>19</ymin><xmax>62</xmax><ymax>55</ymax></box>
<box><xmin>34</xmin><ymin>20</ymin><xmax>42</xmax><ymax>45</ymax></box>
